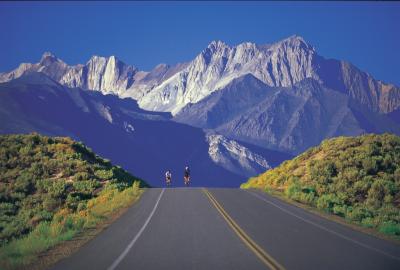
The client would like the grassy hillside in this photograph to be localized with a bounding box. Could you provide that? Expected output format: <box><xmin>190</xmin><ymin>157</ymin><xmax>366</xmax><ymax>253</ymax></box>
<box><xmin>0</xmin><ymin>133</ymin><xmax>147</xmax><ymax>268</ymax></box>
<box><xmin>242</xmin><ymin>133</ymin><xmax>400</xmax><ymax>238</ymax></box>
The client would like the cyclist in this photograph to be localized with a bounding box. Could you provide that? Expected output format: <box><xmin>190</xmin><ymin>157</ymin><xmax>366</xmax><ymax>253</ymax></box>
<box><xmin>165</xmin><ymin>170</ymin><xmax>172</xmax><ymax>187</ymax></box>
<box><xmin>184</xmin><ymin>166</ymin><xmax>190</xmax><ymax>186</ymax></box>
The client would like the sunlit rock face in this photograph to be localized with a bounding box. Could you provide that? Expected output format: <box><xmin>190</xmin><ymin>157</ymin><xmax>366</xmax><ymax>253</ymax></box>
<box><xmin>206</xmin><ymin>133</ymin><xmax>271</xmax><ymax>177</ymax></box>
<box><xmin>0</xmin><ymin>53</ymin><xmax>186</xmax><ymax>101</ymax></box>
<box><xmin>138</xmin><ymin>36</ymin><xmax>321</xmax><ymax>114</ymax></box>
<box><xmin>137</xmin><ymin>35</ymin><xmax>400</xmax><ymax>115</ymax></box>
<box><xmin>1</xmin><ymin>36</ymin><xmax>399</xmax><ymax>116</ymax></box>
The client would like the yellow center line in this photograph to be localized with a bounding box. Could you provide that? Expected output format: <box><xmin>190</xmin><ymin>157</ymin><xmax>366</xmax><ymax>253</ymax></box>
<box><xmin>202</xmin><ymin>188</ymin><xmax>285</xmax><ymax>270</ymax></box>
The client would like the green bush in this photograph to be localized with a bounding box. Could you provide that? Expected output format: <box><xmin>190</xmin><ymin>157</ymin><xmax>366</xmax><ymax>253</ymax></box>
<box><xmin>285</xmin><ymin>180</ymin><xmax>301</xmax><ymax>199</ymax></box>
<box><xmin>73</xmin><ymin>180</ymin><xmax>100</xmax><ymax>195</ymax></box>
<box><xmin>316</xmin><ymin>194</ymin><xmax>341</xmax><ymax>212</ymax></box>
<box><xmin>379</xmin><ymin>222</ymin><xmax>400</xmax><ymax>236</ymax></box>
<box><xmin>346</xmin><ymin>207</ymin><xmax>372</xmax><ymax>222</ymax></box>
<box><xmin>95</xmin><ymin>169</ymin><xmax>113</xmax><ymax>180</ymax></box>
<box><xmin>0</xmin><ymin>133</ymin><xmax>147</xmax><ymax>247</ymax></box>
<box><xmin>298</xmin><ymin>192</ymin><xmax>316</xmax><ymax>205</ymax></box>
<box><xmin>361</xmin><ymin>217</ymin><xmax>375</xmax><ymax>228</ymax></box>
<box><xmin>332</xmin><ymin>205</ymin><xmax>347</xmax><ymax>217</ymax></box>
<box><xmin>243</xmin><ymin>133</ymin><xmax>400</xmax><ymax>238</ymax></box>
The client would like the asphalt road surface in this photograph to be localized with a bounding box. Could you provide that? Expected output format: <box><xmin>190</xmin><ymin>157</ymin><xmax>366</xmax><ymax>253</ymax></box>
<box><xmin>52</xmin><ymin>188</ymin><xmax>400</xmax><ymax>270</ymax></box>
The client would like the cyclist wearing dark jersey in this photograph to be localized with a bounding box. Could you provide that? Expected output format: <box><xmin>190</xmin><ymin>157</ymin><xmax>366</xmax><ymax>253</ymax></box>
<box><xmin>184</xmin><ymin>166</ymin><xmax>190</xmax><ymax>186</ymax></box>
<box><xmin>165</xmin><ymin>170</ymin><xmax>172</xmax><ymax>187</ymax></box>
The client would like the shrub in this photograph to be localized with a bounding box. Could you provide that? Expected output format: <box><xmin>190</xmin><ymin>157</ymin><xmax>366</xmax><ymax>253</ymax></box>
<box><xmin>95</xmin><ymin>169</ymin><xmax>113</xmax><ymax>180</ymax></box>
<box><xmin>332</xmin><ymin>205</ymin><xmax>347</xmax><ymax>217</ymax></box>
<box><xmin>316</xmin><ymin>194</ymin><xmax>341</xmax><ymax>212</ymax></box>
<box><xmin>285</xmin><ymin>179</ymin><xmax>301</xmax><ymax>198</ymax></box>
<box><xmin>298</xmin><ymin>192</ymin><xmax>316</xmax><ymax>205</ymax></box>
<box><xmin>346</xmin><ymin>207</ymin><xmax>371</xmax><ymax>222</ymax></box>
<box><xmin>0</xmin><ymin>133</ymin><xmax>147</xmax><ymax>252</ymax></box>
<box><xmin>73</xmin><ymin>180</ymin><xmax>100</xmax><ymax>195</ymax></box>
<box><xmin>361</xmin><ymin>217</ymin><xmax>375</xmax><ymax>228</ymax></box>
<box><xmin>0</xmin><ymin>181</ymin><xmax>143</xmax><ymax>269</ymax></box>
<box><xmin>242</xmin><ymin>133</ymin><xmax>400</xmax><ymax>238</ymax></box>
<box><xmin>379</xmin><ymin>222</ymin><xmax>400</xmax><ymax>236</ymax></box>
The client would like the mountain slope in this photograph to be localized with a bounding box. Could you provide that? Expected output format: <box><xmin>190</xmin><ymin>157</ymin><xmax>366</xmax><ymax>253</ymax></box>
<box><xmin>206</xmin><ymin>133</ymin><xmax>292</xmax><ymax>177</ymax></box>
<box><xmin>242</xmin><ymin>133</ymin><xmax>400</xmax><ymax>238</ymax></box>
<box><xmin>217</xmin><ymin>79</ymin><xmax>400</xmax><ymax>154</ymax></box>
<box><xmin>174</xmin><ymin>74</ymin><xmax>276</xmax><ymax>128</ymax></box>
<box><xmin>176</xmin><ymin>76</ymin><xmax>400</xmax><ymax>154</ymax></box>
<box><xmin>0</xmin><ymin>73</ymin><xmax>268</xmax><ymax>187</ymax></box>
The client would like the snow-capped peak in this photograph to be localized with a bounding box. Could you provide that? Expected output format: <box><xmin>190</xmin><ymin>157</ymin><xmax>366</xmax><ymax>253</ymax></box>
<box><xmin>138</xmin><ymin>35</ymin><xmax>319</xmax><ymax>114</ymax></box>
<box><xmin>276</xmin><ymin>35</ymin><xmax>314</xmax><ymax>51</ymax></box>
<box><xmin>87</xmin><ymin>55</ymin><xmax>108</xmax><ymax>65</ymax></box>
<box><xmin>236</xmin><ymin>41</ymin><xmax>257</xmax><ymax>50</ymax></box>
<box><xmin>207</xmin><ymin>40</ymin><xmax>229</xmax><ymax>51</ymax></box>
<box><xmin>154</xmin><ymin>63</ymin><xmax>169</xmax><ymax>69</ymax></box>
<box><xmin>40</xmin><ymin>51</ymin><xmax>62</xmax><ymax>65</ymax></box>
<box><xmin>1</xmin><ymin>35</ymin><xmax>398</xmax><ymax>116</ymax></box>
<box><xmin>41</xmin><ymin>51</ymin><xmax>57</xmax><ymax>59</ymax></box>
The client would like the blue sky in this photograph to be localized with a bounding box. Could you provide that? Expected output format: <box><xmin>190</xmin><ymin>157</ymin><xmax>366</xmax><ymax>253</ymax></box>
<box><xmin>0</xmin><ymin>2</ymin><xmax>399</xmax><ymax>85</ymax></box>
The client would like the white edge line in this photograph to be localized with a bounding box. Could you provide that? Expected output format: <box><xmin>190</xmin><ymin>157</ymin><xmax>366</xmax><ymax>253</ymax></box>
<box><xmin>245</xmin><ymin>189</ymin><xmax>400</xmax><ymax>261</ymax></box>
<box><xmin>107</xmin><ymin>188</ymin><xmax>165</xmax><ymax>270</ymax></box>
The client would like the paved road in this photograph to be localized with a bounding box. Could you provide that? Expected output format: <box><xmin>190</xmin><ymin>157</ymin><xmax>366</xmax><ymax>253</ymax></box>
<box><xmin>52</xmin><ymin>188</ymin><xmax>400</xmax><ymax>270</ymax></box>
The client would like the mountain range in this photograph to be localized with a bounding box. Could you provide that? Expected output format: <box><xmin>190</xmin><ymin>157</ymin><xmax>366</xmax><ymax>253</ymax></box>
<box><xmin>0</xmin><ymin>73</ymin><xmax>285</xmax><ymax>187</ymax></box>
<box><xmin>2</xmin><ymin>36</ymin><xmax>398</xmax><ymax>115</ymax></box>
<box><xmin>1</xmin><ymin>35</ymin><xmax>399</xmax><ymax>185</ymax></box>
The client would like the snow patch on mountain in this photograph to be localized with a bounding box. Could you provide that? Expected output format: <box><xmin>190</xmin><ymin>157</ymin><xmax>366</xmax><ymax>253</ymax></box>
<box><xmin>206</xmin><ymin>133</ymin><xmax>271</xmax><ymax>177</ymax></box>
<box><xmin>92</xmin><ymin>101</ymin><xmax>113</xmax><ymax>123</ymax></box>
<box><xmin>123</xmin><ymin>121</ymin><xmax>135</xmax><ymax>133</ymax></box>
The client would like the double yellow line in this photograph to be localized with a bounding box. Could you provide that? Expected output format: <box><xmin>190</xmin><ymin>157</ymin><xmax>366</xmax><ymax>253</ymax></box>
<box><xmin>202</xmin><ymin>188</ymin><xmax>285</xmax><ymax>270</ymax></box>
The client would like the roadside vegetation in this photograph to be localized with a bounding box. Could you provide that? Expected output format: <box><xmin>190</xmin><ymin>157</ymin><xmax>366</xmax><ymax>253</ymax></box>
<box><xmin>242</xmin><ymin>133</ymin><xmax>400</xmax><ymax>239</ymax></box>
<box><xmin>0</xmin><ymin>133</ymin><xmax>148</xmax><ymax>269</ymax></box>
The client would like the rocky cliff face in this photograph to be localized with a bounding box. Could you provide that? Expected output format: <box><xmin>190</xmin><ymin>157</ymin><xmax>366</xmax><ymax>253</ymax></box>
<box><xmin>0</xmin><ymin>53</ymin><xmax>138</xmax><ymax>94</ymax></box>
<box><xmin>60</xmin><ymin>55</ymin><xmax>137</xmax><ymax>95</ymax></box>
<box><xmin>206</xmin><ymin>133</ymin><xmax>271</xmax><ymax>177</ymax></box>
<box><xmin>174</xmin><ymin>74</ymin><xmax>275</xmax><ymax>128</ymax></box>
<box><xmin>0</xmin><ymin>52</ymin><xmax>70</xmax><ymax>82</ymax></box>
<box><xmin>314</xmin><ymin>58</ymin><xmax>400</xmax><ymax>113</ymax></box>
<box><xmin>0</xmin><ymin>53</ymin><xmax>186</xmax><ymax>100</ymax></box>
<box><xmin>176</xmin><ymin>76</ymin><xmax>400</xmax><ymax>154</ymax></box>
<box><xmin>2</xmin><ymin>36</ymin><xmax>398</xmax><ymax>116</ymax></box>
<box><xmin>138</xmin><ymin>36</ymin><xmax>320</xmax><ymax>114</ymax></box>
<box><xmin>138</xmin><ymin>35</ymin><xmax>400</xmax><ymax>115</ymax></box>
<box><xmin>215</xmin><ymin>79</ymin><xmax>365</xmax><ymax>154</ymax></box>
